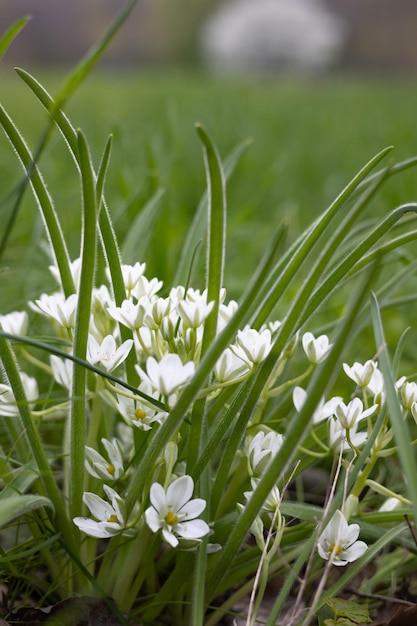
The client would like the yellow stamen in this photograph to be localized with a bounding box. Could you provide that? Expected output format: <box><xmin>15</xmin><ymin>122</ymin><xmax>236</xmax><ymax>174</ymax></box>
<box><xmin>330</xmin><ymin>543</ymin><xmax>343</xmax><ymax>556</ymax></box>
<box><xmin>165</xmin><ymin>511</ymin><xmax>178</xmax><ymax>526</ymax></box>
<box><xmin>107</xmin><ymin>514</ymin><xmax>119</xmax><ymax>523</ymax></box>
<box><xmin>135</xmin><ymin>408</ymin><xmax>146</xmax><ymax>420</ymax></box>
<box><xmin>107</xmin><ymin>463</ymin><xmax>115</xmax><ymax>476</ymax></box>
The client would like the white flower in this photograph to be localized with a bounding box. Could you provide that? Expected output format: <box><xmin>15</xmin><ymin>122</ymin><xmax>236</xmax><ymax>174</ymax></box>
<box><xmin>328</xmin><ymin>417</ymin><xmax>367</xmax><ymax>452</ymax></box>
<box><xmin>31</xmin><ymin>293</ymin><xmax>78</xmax><ymax>329</ymax></box>
<box><xmin>232</xmin><ymin>328</ymin><xmax>272</xmax><ymax>365</ymax></box>
<box><xmin>343</xmin><ymin>360</ymin><xmax>378</xmax><ymax>387</ymax></box>
<box><xmin>0</xmin><ymin>373</ymin><xmax>38</xmax><ymax>417</ymax></box>
<box><xmin>121</xmin><ymin>262</ymin><xmax>146</xmax><ymax>294</ymax></box>
<box><xmin>217</xmin><ymin>300</ymin><xmax>238</xmax><ymax>332</ymax></box>
<box><xmin>292</xmin><ymin>386</ymin><xmax>342</xmax><ymax>424</ymax></box>
<box><xmin>106</xmin><ymin>299</ymin><xmax>148</xmax><ymax>330</ymax></box>
<box><xmin>136</xmin><ymin>354</ymin><xmax>195</xmax><ymax>398</ymax></box>
<box><xmin>132</xmin><ymin>276</ymin><xmax>163</xmax><ymax>300</ymax></box>
<box><xmin>366</xmin><ymin>370</ymin><xmax>405</xmax><ymax>404</ymax></box>
<box><xmin>401</xmin><ymin>381</ymin><xmax>417</xmax><ymax>411</ymax></box>
<box><xmin>87</xmin><ymin>334</ymin><xmax>133</xmax><ymax>372</ymax></box>
<box><xmin>317</xmin><ymin>510</ymin><xmax>367</xmax><ymax>566</ymax></box>
<box><xmin>302</xmin><ymin>332</ymin><xmax>332</xmax><ymax>364</ymax></box>
<box><xmin>248</xmin><ymin>430</ymin><xmax>284</xmax><ymax>475</ymax></box>
<box><xmin>366</xmin><ymin>368</ymin><xmax>384</xmax><ymax>397</ymax></box>
<box><xmin>214</xmin><ymin>347</ymin><xmax>251</xmax><ymax>383</ymax></box>
<box><xmin>116</xmin><ymin>384</ymin><xmax>168</xmax><ymax>431</ymax></box>
<box><xmin>334</xmin><ymin>397</ymin><xmax>378</xmax><ymax>430</ymax></box>
<box><xmin>85</xmin><ymin>438</ymin><xmax>125</xmax><ymax>480</ymax></box>
<box><xmin>379</xmin><ymin>497</ymin><xmax>404</xmax><ymax>512</ymax></box>
<box><xmin>143</xmin><ymin>297</ymin><xmax>171</xmax><ymax>330</ymax></box>
<box><xmin>49</xmin><ymin>257</ymin><xmax>82</xmax><ymax>290</ymax></box>
<box><xmin>145</xmin><ymin>475</ymin><xmax>209</xmax><ymax>547</ymax></box>
<box><xmin>244</xmin><ymin>477</ymin><xmax>280</xmax><ymax>514</ymax></box>
<box><xmin>177</xmin><ymin>299</ymin><xmax>214</xmax><ymax>329</ymax></box>
<box><xmin>73</xmin><ymin>485</ymin><xmax>136</xmax><ymax>538</ymax></box>
<box><xmin>0</xmin><ymin>311</ymin><xmax>28</xmax><ymax>336</ymax></box>
<box><xmin>50</xmin><ymin>355</ymin><xmax>73</xmax><ymax>389</ymax></box>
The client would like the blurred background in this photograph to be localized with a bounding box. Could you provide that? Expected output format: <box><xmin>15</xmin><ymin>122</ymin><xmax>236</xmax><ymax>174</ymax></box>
<box><xmin>2</xmin><ymin>0</ymin><xmax>417</xmax><ymax>73</ymax></box>
<box><xmin>2</xmin><ymin>0</ymin><xmax>417</xmax><ymax>362</ymax></box>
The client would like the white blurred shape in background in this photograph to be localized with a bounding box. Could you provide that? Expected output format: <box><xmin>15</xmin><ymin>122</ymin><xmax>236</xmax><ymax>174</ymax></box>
<box><xmin>200</xmin><ymin>0</ymin><xmax>347</xmax><ymax>73</ymax></box>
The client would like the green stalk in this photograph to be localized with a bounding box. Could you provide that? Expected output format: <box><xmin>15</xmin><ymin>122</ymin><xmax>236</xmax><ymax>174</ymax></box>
<box><xmin>187</xmin><ymin>124</ymin><xmax>226</xmax><ymax>472</ymax></box>
<box><xmin>189</xmin><ymin>123</ymin><xmax>227</xmax><ymax>625</ymax></box>
<box><xmin>69</xmin><ymin>131</ymin><xmax>97</xmax><ymax>519</ymax></box>
<box><xmin>0</xmin><ymin>338</ymin><xmax>78</xmax><ymax>559</ymax></box>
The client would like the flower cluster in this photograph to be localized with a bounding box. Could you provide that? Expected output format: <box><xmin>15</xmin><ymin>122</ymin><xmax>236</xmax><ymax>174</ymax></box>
<box><xmin>3</xmin><ymin>257</ymin><xmax>416</xmax><ymax>575</ymax></box>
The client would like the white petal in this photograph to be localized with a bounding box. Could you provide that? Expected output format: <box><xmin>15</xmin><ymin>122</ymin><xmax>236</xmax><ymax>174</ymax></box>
<box><xmin>83</xmin><ymin>492</ymin><xmax>114</xmax><ymax>521</ymax></box>
<box><xmin>178</xmin><ymin>497</ymin><xmax>206</xmax><ymax>520</ymax></box>
<box><xmin>344</xmin><ymin>540</ymin><xmax>367</xmax><ymax>562</ymax></box>
<box><xmin>162</xmin><ymin>527</ymin><xmax>179</xmax><ymax>547</ymax></box>
<box><xmin>166</xmin><ymin>475</ymin><xmax>194</xmax><ymax>510</ymax></box>
<box><xmin>145</xmin><ymin>506</ymin><xmax>163</xmax><ymax>532</ymax></box>
<box><xmin>149</xmin><ymin>482</ymin><xmax>168</xmax><ymax>514</ymax></box>
<box><xmin>176</xmin><ymin>519</ymin><xmax>210</xmax><ymax>540</ymax></box>
<box><xmin>73</xmin><ymin>517</ymin><xmax>117</xmax><ymax>538</ymax></box>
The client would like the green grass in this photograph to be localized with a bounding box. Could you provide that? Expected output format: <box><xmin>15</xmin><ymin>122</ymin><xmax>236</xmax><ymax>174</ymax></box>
<box><xmin>1</xmin><ymin>70</ymin><xmax>417</xmax><ymax>310</ymax></box>
<box><xmin>3</xmin><ymin>67</ymin><xmax>417</xmax><ymax>623</ymax></box>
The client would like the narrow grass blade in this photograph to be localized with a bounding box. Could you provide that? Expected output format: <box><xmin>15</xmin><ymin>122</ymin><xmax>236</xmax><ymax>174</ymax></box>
<box><xmin>175</xmin><ymin>138</ymin><xmax>252</xmax><ymax>286</ymax></box>
<box><xmin>371</xmin><ymin>293</ymin><xmax>417</xmax><ymax>525</ymax></box>
<box><xmin>0</xmin><ymin>332</ymin><xmax>164</xmax><ymax>409</ymax></box>
<box><xmin>195</xmin><ymin>123</ymin><xmax>226</xmax><ymax>335</ymax></box>
<box><xmin>96</xmin><ymin>135</ymin><xmax>113</xmax><ymax>210</ymax></box>
<box><xmin>0</xmin><ymin>17</ymin><xmax>30</xmax><ymax>61</ymax></box>
<box><xmin>15</xmin><ymin>68</ymin><xmax>137</xmax><ymax>383</ymax></box>
<box><xmin>0</xmin><ymin>337</ymin><xmax>77</xmax><ymax>554</ymax></box>
<box><xmin>251</xmin><ymin>147</ymin><xmax>392</xmax><ymax>328</ymax></box>
<box><xmin>52</xmin><ymin>0</ymin><xmax>140</xmax><ymax>108</ymax></box>
<box><xmin>69</xmin><ymin>130</ymin><xmax>98</xmax><ymax>519</ymax></box>
<box><xmin>300</xmin><ymin>204</ymin><xmax>417</xmax><ymax>326</ymax></box>
<box><xmin>0</xmin><ymin>104</ymin><xmax>73</xmax><ymax>296</ymax></box>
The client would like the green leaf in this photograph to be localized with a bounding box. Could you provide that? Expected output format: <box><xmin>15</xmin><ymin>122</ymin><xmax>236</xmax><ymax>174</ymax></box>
<box><xmin>0</xmin><ymin>17</ymin><xmax>30</xmax><ymax>61</ymax></box>
<box><xmin>324</xmin><ymin>598</ymin><xmax>372</xmax><ymax>624</ymax></box>
<box><xmin>175</xmin><ymin>137</ymin><xmax>251</xmax><ymax>286</ymax></box>
<box><xmin>0</xmin><ymin>494</ymin><xmax>52</xmax><ymax>528</ymax></box>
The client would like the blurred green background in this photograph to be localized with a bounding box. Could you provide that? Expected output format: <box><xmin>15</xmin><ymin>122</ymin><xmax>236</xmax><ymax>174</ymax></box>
<box><xmin>1</xmin><ymin>0</ymin><xmax>417</xmax><ymax>366</ymax></box>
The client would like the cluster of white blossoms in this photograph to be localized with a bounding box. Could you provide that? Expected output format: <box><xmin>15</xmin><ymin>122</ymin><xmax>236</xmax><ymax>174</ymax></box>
<box><xmin>2</xmin><ymin>259</ymin><xmax>416</xmax><ymax>565</ymax></box>
<box><xmin>0</xmin><ymin>259</ymin><xmax>278</xmax><ymax>549</ymax></box>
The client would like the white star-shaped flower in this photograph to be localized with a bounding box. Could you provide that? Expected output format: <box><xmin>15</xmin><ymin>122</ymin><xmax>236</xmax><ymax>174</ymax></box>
<box><xmin>87</xmin><ymin>334</ymin><xmax>133</xmax><ymax>372</ymax></box>
<box><xmin>302</xmin><ymin>332</ymin><xmax>332</xmax><ymax>364</ymax></box>
<box><xmin>145</xmin><ymin>475</ymin><xmax>209</xmax><ymax>547</ymax></box>
<box><xmin>31</xmin><ymin>293</ymin><xmax>78</xmax><ymax>329</ymax></box>
<box><xmin>334</xmin><ymin>397</ymin><xmax>377</xmax><ymax>429</ymax></box>
<box><xmin>317</xmin><ymin>510</ymin><xmax>367</xmax><ymax>566</ymax></box>
<box><xmin>73</xmin><ymin>485</ymin><xmax>137</xmax><ymax>539</ymax></box>
<box><xmin>135</xmin><ymin>353</ymin><xmax>195</xmax><ymax>398</ymax></box>
<box><xmin>85</xmin><ymin>438</ymin><xmax>125</xmax><ymax>481</ymax></box>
